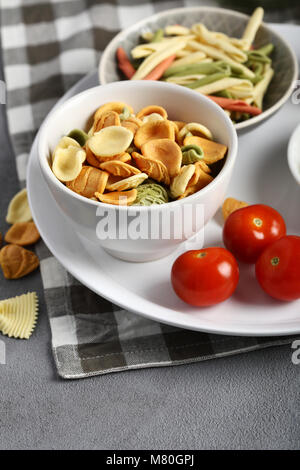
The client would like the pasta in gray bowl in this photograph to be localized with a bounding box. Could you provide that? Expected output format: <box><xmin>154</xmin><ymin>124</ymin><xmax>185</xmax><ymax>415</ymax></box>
<box><xmin>99</xmin><ymin>6</ymin><xmax>298</xmax><ymax>131</ymax></box>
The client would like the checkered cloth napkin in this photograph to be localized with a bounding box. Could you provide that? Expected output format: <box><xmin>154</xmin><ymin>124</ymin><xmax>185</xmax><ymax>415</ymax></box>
<box><xmin>0</xmin><ymin>0</ymin><xmax>297</xmax><ymax>379</ymax></box>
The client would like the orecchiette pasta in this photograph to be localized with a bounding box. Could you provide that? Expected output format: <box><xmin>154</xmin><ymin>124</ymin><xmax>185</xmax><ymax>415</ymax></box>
<box><xmin>50</xmin><ymin>102</ymin><xmax>227</xmax><ymax>205</ymax></box>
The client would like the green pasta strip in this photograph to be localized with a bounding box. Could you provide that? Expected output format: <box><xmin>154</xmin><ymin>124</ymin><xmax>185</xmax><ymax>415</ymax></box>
<box><xmin>151</xmin><ymin>29</ymin><xmax>164</xmax><ymax>43</ymax></box>
<box><xmin>215</xmin><ymin>90</ymin><xmax>233</xmax><ymax>99</ymax></box>
<box><xmin>253</xmin><ymin>62</ymin><xmax>264</xmax><ymax>75</ymax></box>
<box><xmin>246</xmin><ymin>51</ymin><xmax>271</xmax><ymax>64</ymax></box>
<box><xmin>163</xmin><ymin>62</ymin><xmax>229</xmax><ymax>78</ymax></box>
<box><xmin>184</xmin><ymin>71</ymin><xmax>230</xmax><ymax>89</ymax></box>
<box><xmin>256</xmin><ymin>43</ymin><xmax>274</xmax><ymax>56</ymax></box>
<box><xmin>232</xmin><ymin>71</ymin><xmax>262</xmax><ymax>84</ymax></box>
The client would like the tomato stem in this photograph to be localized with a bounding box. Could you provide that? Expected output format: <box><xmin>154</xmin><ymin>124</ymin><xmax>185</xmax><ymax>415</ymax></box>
<box><xmin>253</xmin><ymin>217</ymin><xmax>263</xmax><ymax>227</ymax></box>
<box><xmin>271</xmin><ymin>256</ymin><xmax>280</xmax><ymax>266</ymax></box>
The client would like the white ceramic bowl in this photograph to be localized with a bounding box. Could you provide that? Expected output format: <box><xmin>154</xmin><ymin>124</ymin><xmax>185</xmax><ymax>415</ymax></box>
<box><xmin>99</xmin><ymin>6</ymin><xmax>298</xmax><ymax>132</ymax></box>
<box><xmin>287</xmin><ymin>123</ymin><xmax>300</xmax><ymax>185</ymax></box>
<box><xmin>38</xmin><ymin>80</ymin><xmax>238</xmax><ymax>262</ymax></box>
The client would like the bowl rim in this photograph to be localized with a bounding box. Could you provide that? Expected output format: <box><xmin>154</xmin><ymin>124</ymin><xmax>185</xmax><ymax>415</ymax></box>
<box><xmin>99</xmin><ymin>5</ymin><xmax>299</xmax><ymax>132</ymax></box>
<box><xmin>38</xmin><ymin>80</ymin><xmax>238</xmax><ymax>212</ymax></box>
<box><xmin>287</xmin><ymin>122</ymin><xmax>300</xmax><ymax>185</ymax></box>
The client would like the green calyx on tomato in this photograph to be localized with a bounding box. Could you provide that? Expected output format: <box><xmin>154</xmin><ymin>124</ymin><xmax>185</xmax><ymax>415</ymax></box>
<box><xmin>253</xmin><ymin>217</ymin><xmax>263</xmax><ymax>227</ymax></box>
<box><xmin>270</xmin><ymin>256</ymin><xmax>280</xmax><ymax>266</ymax></box>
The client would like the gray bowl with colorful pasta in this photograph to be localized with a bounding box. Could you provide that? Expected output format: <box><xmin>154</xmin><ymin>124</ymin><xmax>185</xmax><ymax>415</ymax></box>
<box><xmin>99</xmin><ymin>6</ymin><xmax>298</xmax><ymax>131</ymax></box>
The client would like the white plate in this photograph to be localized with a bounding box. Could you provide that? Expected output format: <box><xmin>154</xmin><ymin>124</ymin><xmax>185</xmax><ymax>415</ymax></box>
<box><xmin>27</xmin><ymin>25</ymin><xmax>300</xmax><ymax>337</ymax></box>
<box><xmin>288</xmin><ymin>123</ymin><xmax>300</xmax><ymax>184</ymax></box>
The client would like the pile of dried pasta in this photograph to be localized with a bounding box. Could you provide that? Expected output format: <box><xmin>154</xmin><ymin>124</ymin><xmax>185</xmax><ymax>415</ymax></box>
<box><xmin>116</xmin><ymin>7</ymin><xmax>274</xmax><ymax>124</ymax></box>
<box><xmin>51</xmin><ymin>101</ymin><xmax>228</xmax><ymax>205</ymax></box>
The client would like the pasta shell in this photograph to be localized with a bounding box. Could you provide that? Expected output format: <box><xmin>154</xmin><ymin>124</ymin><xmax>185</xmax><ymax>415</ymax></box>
<box><xmin>54</xmin><ymin>135</ymin><xmax>81</xmax><ymax>152</ymax></box>
<box><xmin>100</xmin><ymin>160</ymin><xmax>141</xmax><ymax>177</ymax></box>
<box><xmin>142</xmin><ymin>113</ymin><xmax>165</xmax><ymax>124</ymax></box>
<box><xmin>0</xmin><ymin>244</ymin><xmax>39</xmax><ymax>279</ymax></box>
<box><xmin>178</xmin><ymin>122</ymin><xmax>213</xmax><ymax>145</ymax></box>
<box><xmin>121</xmin><ymin>116</ymin><xmax>143</xmax><ymax>135</ymax></box>
<box><xmin>178</xmin><ymin>169</ymin><xmax>213</xmax><ymax>199</ymax></box>
<box><xmin>105</xmin><ymin>172</ymin><xmax>148</xmax><ymax>191</ymax></box>
<box><xmin>52</xmin><ymin>146</ymin><xmax>84</xmax><ymax>182</ymax></box>
<box><xmin>141</xmin><ymin>139</ymin><xmax>182</xmax><ymax>178</ymax></box>
<box><xmin>222</xmin><ymin>197</ymin><xmax>249</xmax><ymax>220</ymax></box>
<box><xmin>85</xmin><ymin>143</ymin><xmax>101</xmax><ymax>167</ymax></box>
<box><xmin>6</xmin><ymin>188</ymin><xmax>32</xmax><ymax>224</ymax></box>
<box><xmin>188</xmin><ymin>161</ymin><xmax>211</xmax><ymax>186</ymax></box>
<box><xmin>132</xmin><ymin>152</ymin><xmax>170</xmax><ymax>185</ymax></box>
<box><xmin>134</xmin><ymin>120</ymin><xmax>175</xmax><ymax>148</ymax></box>
<box><xmin>94</xmin><ymin>102</ymin><xmax>134</xmax><ymax>122</ymax></box>
<box><xmin>183</xmin><ymin>135</ymin><xmax>227</xmax><ymax>164</ymax></box>
<box><xmin>86</xmin><ymin>145</ymin><xmax>131</xmax><ymax>167</ymax></box>
<box><xmin>66</xmin><ymin>166</ymin><xmax>109</xmax><ymax>198</ymax></box>
<box><xmin>88</xmin><ymin>126</ymin><xmax>133</xmax><ymax>157</ymax></box>
<box><xmin>114</xmin><ymin>152</ymin><xmax>132</xmax><ymax>163</ymax></box>
<box><xmin>5</xmin><ymin>222</ymin><xmax>40</xmax><ymax>246</ymax></box>
<box><xmin>172</xmin><ymin>121</ymin><xmax>186</xmax><ymax>132</ymax></box>
<box><xmin>93</xmin><ymin>111</ymin><xmax>121</xmax><ymax>133</ymax></box>
<box><xmin>137</xmin><ymin>105</ymin><xmax>168</xmax><ymax>120</ymax></box>
<box><xmin>106</xmin><ymin>175</ymin><xmax>123</xmax><ymax>191</ymax></box>
<box><xmin>133</xmin><ymin>183</ymin><xmax>169</xmax><ymax>206</ymax></box>
<box><xmin>53</xmin><ymin>136</ymin><xmax>85</xmax><ymax>165</ymax></box>
<box><xmin>95</xmin><ymin>189</ymin><xmax>137</xmax><ymax>206</ymax></box>
<box><xmin>170</xmin><ymin>165</ymin><xmax>195</xmax><ymax>198</ymax></box>
<box><xmin>67</xmin><ymin>129</ymin><xmax>88</xmax><ymax>147</ymax></box>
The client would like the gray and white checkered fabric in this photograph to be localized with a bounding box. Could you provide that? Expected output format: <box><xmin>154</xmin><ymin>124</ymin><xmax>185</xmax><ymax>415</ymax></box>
<box><xmin>0</xmin><ymin>0</ymin><xmax>297</xmax><ymax>379</ymax></box>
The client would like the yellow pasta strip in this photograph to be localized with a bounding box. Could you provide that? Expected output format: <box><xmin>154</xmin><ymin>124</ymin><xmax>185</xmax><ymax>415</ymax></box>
<box><xmin>0</xmin><ymin>292</ymin><xmax>38</xmax><ymax>339</ymax></box>
<box><xmin>187</xmin><ymin>40</ymin><xmax>255</xmax><ymax>79</ymax></box>
<box><xmin>165</xmin><ymin>74</ymin><xmax>205</xmax><ymax>85</ymax></box>
<box><xmin>226</xmin><ymin>86</ymin><xmax>254</xmax><ymax>100</ymax></box>
<box><xmin>194</xmin><ymin>77</ymin><xmax>253</xmax><ymax>96</ymax></box>
<box><xmin>191</xmin><ymin>23</ymin><xmax>247</xmax><ymax>63</ymax></box>
<box><xmin>131</xmin><ymin>39</ymin><xmax>188</xmax><ymax>80</ymax></box>
<box><xmin>131</xmin><ymin>37</ymin><xmax>190</xmax><ymax>59</ymax></box>
<box><xmin>213</xmin><ymin>32</ymin><xmax>248</xmax><ymax>51</ymax></box>
<box><xmin>175</xmin><ymin>50</ymin><xmax>192</xmax><ymax>58</ymax></box>
<box><xmin>171</xmin><ymin>51</ymin><xmax>207</xmax><ymax>67</ymax></box>
<box><xmin>140</xmin><ymin>31</ymin><xmax>154</xmax><ymax>41</ymax></box>
<box><xmin>242</xmin><ymin>7</ymin><xmax>264</xmax><ymax>50</ymax></box>
<box><xmin>165</xmin><ymin>25</ymin><xmax>190</xmax><ymax>36</ymax></box>
<box><xmin>251</xmin><ymin>67</ymin><xmax>274</xmax><ymax>109</ymax></box>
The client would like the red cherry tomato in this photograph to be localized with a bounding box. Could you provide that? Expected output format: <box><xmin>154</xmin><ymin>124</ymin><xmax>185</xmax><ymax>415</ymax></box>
<box><xmin>255</xmin><ymin>235</ymin><xmax>300</xmax><ymax>301</ymax></box>
<box><xmin>223</xmin><ymin>204</ymin><xmax>286</xmax><ymax>263</ymax></box>
<box><xmin>171</xmin><ymin>247</ymin><xmax>239</xmax><ymax>307</ymax></box>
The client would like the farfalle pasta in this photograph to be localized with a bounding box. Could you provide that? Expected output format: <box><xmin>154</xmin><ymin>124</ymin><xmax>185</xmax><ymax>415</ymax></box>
<box><xmin>0</xmin><ymin>292</ymin><xmax>38</xmax><ymax>339</ymax></box>
<box><xmin>50</xmin><ymin>101</ymin><xmax>227</xmax><ymax>205</ymax></box>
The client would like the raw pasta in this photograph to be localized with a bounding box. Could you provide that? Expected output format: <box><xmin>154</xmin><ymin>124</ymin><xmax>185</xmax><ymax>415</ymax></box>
<box><xmin>6</xmin><ymin>188</ymin><xmax>32</xmax><ymax>224</ymax></box>
<box><xmin>117</xmin><ymin>7</ymin><xmax>274</xmax><ymax>124</ymax></box>
<box><xmin>0</xmin><ymin>292</ymin><xmax>38</xmax><ymax>339</ymax></box>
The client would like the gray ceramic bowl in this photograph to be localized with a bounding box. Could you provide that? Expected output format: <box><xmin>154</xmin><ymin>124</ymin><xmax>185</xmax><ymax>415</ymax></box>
<box><xmin>99</xmin><ymin>6</ymin><xmax>298</xmax><ymax>131</ymax></box>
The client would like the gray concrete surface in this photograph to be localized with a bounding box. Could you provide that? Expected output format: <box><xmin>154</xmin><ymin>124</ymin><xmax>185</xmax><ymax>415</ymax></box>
<box><xmin>0</xmin><ymin>51</ymin><xmax>299</xmax><ymax>452</ymax></box>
